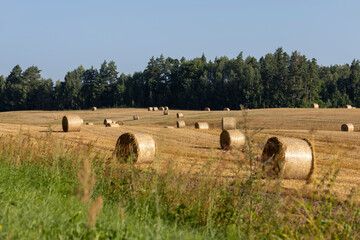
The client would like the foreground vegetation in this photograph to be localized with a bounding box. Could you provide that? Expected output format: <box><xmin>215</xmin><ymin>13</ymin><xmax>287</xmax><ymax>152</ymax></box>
<box><xmin>1</xmin><ymin>48</ymin><xmax>360</xmax><ymax>111</ymax></box>
<box><xmin>1</xmin><ymin>132</ymin><xmax>360</xmax><ymax>239</ymax></box>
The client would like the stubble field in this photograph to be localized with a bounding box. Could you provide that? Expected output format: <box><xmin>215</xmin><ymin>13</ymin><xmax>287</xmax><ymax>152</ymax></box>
<box><xmin>0</xmin><ymin>107</ymin><xmax>359</xmax><ymax>201</ymax></box>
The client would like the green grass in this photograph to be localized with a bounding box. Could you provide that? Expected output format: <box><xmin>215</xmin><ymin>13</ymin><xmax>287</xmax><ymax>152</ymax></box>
<box><xmin>0</xmin><ymin>132</ymin><xmax>360</xmax><ymax>239</ymax></box>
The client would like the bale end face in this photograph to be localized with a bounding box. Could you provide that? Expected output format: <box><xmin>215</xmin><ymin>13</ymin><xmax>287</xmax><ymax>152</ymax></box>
<box><xmin>133</xmin><ymin>115</ymin><xmax>140</xmax><ymax>120</ymax></box>
<box><xmin>163</xmin><ymin>109</ymin><xmax>169</xmax><ymax>115</ymax></box>
<box><xmin>311</xmin><ymin>103</ymin><xmax>319</xmax><ymax>108</ymax></box>
<box><xmin>148</xmin><ymin>107</ymin><xmax>153</xmax><ymax>111</ymax></box>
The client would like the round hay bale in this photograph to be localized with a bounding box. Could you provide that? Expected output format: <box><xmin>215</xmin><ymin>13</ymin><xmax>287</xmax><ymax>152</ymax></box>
<box><xmin>92</xmin><ymin>107</ymin><xmax>97</xmax><ymax>111</ymax></box>
<box><xmin>115</xmin><ymin>132</ymin><xmax>156</xmax><ymax>163</ymax></box>
<box><xmin>164</xmin><ymin>109</ymin><xmax>169</xmax><ymax>115</ymax></box>
<box><xmin>177</xmin><ymin>112</ymin><xmax>184</xmax><ymax>118</ymax></box>
<box><xmin>345</xmin><ymin>105</ymin><xmax>352</xmax><ymax>109</ymax></box>
<box><xmin>164</xmin><ymin>106</ymin><xmax>169</xmax><ymax>110</ymax></box>
<box><xmin>62</xmin><ymin>115</ymin><xmax>83</xmax><ymax>132</ymax></box>
<box><xmin>133</xmin><ymin>115</ymin><xmax>140</xmax><ymax>120</ymax></box>
<box><xmin>159</xmin><ymin>106</ymin><xmax>164</xmax><ymax>110</ymax></box>
<box><xmin>195</xmin><ymin>122</ymin><xmax>209</xmax><ymax>130</ymax></box>
<box><xmin>153</xmin><ymin>107</ymin><xmax>159</xmax><ymax>111</ymax></box>
<box><xmin>261</xmin><ymin>136</ymin><xmax>315</xmax><ymax>180</ymax></box>
<box><xmin>311</xmin><ymin>103</ymin><xmax>319</xmax><ymax>109</ymax></box>
<box><xmin>177</xmin><ymin>120</ymin><xmax>186</xmax><ymax>128</ymax></box>
<box><xmin>220</xmin><ymin>129</ymin><xmax>245</xmax><ymax>150</ymax></box>
<box><xmin>148</xmin><ymin>107</ymin><xmax>153</xmax><ymax>111</ymax></box>
<box><xmin>115</xmin><ymin>120</ymin><xmax>124</xmax><ymax>125</ymax></box>
<box><xmin>85</xmin><ymin>122</ymin><xmax>94</xmax><ymax>125</ymax></box>
<box><xmin>341</xmin><ymin>123</ymin><xmax>354</xmax><ymax>132</ymax></box>
<box><xmin>222</xmin><ymin>117</ymin><xmax>236</xmax><ymax>130</ymax></box>
<box><xmin>224</xmin><ymin>107</ymin><xmax>230</xmax><ymax>111</ymax></box>
<box><xmin>204</xmin><ymin>107</ymin><xmax>211</xmax><ymax>111</ymax></box>
<box><xmin>104</xmin><ymin>119</ymin><xmax>112</xmax><ymax>125</ymax></box>
<box><xmin>106</xmin><ymin>123</ymin><xmax>120</xmax><ymax>127</ymax></box>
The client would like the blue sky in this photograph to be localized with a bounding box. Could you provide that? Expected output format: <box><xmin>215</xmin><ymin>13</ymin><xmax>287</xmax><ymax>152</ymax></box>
<box><xmin>1</xmin><ymin>0</ymin><xmax>360</xmax><ymax>81</ymax></box>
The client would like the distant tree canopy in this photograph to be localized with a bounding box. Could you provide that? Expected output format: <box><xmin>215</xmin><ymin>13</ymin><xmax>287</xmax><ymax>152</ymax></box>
<box><xmin>1</xmin><ymin>48</ymin><xmax>360</xmax><ymax>111</ymax></box>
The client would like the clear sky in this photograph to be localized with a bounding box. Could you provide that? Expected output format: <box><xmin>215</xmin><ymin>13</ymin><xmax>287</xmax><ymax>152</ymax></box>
<box><xmin>1</xmin><ymin>0</ymin><xmax>360</xmax><ymax>81</ymax></box>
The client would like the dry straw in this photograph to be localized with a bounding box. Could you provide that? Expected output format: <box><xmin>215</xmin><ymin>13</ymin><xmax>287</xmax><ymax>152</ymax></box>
<box><xmin>133</xmin><ymin>115</ymin><xmax>140</xmax><ymax>120</ymax></box>
<box><xmin>224</xmin><ymin>107</ymin><xmax>230</xmax><ymax>111</ymax></box>
<box><xmin>115</xmin><ymin>120</ymin><xmax>124</xmax><ymax>125</ymax></box>
<box><xmin>204</xmin><ymin>107</ymin><xmax>211</xmax><ymax>111</ymax></box>
<box><xmin>177</xmin><ymin>120</ymin><xmax>186</xmax><ymax>128</ymax></box>
<box><xmin>222</xmin><ymin>117</ymin><xmax>236</xmax><ymax>130</ymax></box>
<box><xmin>311</xmin><ymin>103</ymin><xmax>319</xmax><ymax>108</ymax></box>
<box><xmin>92</xmin><ymin>107</ymin><xmax>97</xmax><ymax>111</ymax></box>
<box><xmin>341</xmin><ymin>123</ymin><xmax>354</xmax><ymax>132</ymax></box>
<box><xmin>153</xmin><ymin>107</ymin><xmax>159</xmax><ymax>111</ymax></box>
<box><xmin>164</xmin><ymin>109</ymin><xmax>169</xmax><ymax>115</ymax></box>
<box><xmin>345</xmin><ymin>105</ymin><xmax>352</xmax><ymax>109</ymax></box>
<box><xmin>220</xmin><ymin>129</ymin><xmax>245</xmax><ymax>150</ymax></box>
<box><xmin>106</xmin><ymin>123</ymin><xmax>120</xmax><ymax>127</ymax></box>
<box><xmin>195</xmin><ymin>122</ymin><xmax>209</xmax><ymax>130</ymax></box>
<box><xmin>104</xmin><ymin>119</ymin><xmax>112</xmax><ymax>125</ymax></box>
<box><xmin>177</xmin><ymin>112</ymin><xmax>184</xmax><ymax>118</ymax></box>
<box><xmin>115</xmin><ymin>132</ymin><xmax>156</xmax><ymax>163</ymax></box>
<box><xmin>85</xmin><ymin>122</ymin><xmax>94</xmax><ymax>125</ymax></box>
<box><xmin>148</xmin><ymin>107</ymin><xmax>153</xmax><ymax>111</ymax></box>
<box><xmin>261</xmin><ymin>136</ymin><xmax>315</xmax><ymax>180</ymax></box>
<box><xmin>62</xmin><ymin>115</ymin><xmax>83</xmax><ymax>132</ymax></box>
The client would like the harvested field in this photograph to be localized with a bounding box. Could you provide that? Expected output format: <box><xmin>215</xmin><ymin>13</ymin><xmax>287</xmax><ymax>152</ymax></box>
<box><xmin>0</xmin><ymin>107</ymin><xmax>360</xmax><ymax>201</ymax></box>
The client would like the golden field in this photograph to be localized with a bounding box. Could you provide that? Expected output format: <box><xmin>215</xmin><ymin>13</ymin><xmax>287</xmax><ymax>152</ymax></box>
<box><xmin>0</xmin><ymin>107</ymin><xmax>359</xmax><ymax>201</ymax></box>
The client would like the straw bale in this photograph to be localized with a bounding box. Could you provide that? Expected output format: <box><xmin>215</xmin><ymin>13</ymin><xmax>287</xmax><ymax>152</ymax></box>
<box><xmin>62</xmin><ymin>115</ymin><xmax>83</xmax><ymax>132</ymax></box>
<box><xmin>222</xmin><ymin>117</ymin><xmax>236</xmax><ymax>130</ymax></box>
<box><xmin>104</xmin><ymin>119</ymin><xmax>112</xmax><ymax>125</ymax></box>
<box><xmin>177</xmin><ymin>112</ymin><xmax>184</xmax><ymax>118</ymax></box>
<box><xmin>85</xmin><ymin>122</ymin><xmax>94</xmax><ymax>125</ymax></box>
<box><xmin>164</xmin><ymin>106</ymin><xmax>169</xmax><ymax>110</ymax></box>
<box><xmin>133</xmin><ymin>115</ymin><xmax>140</xmax><ymax>120</ymax></box>
<box><xmin>261</xmin><ymin>136</ymin><xmax>315</xmax><ymax>180</ymax></box>
<box><xmin>115</xmin><ymin>132</ymin><xmax>156</xmax><ymax>163</ymax></box>
<box><xmin>311</xmin><ymin>103</ymin><xmax>319</xmax><ymax>108</ymax></box>
<box><xmin>204</xmin><ymin>107</ymin><xmax>211</xmax><ymax>111</ymax></box>
<box><xmin>220</xmin><ymin>129</ymin><xmax>245</xmax><ymax>150</ymax></box>
<box><xmin>195</xmin><ymin>122</ymin><xmax>209</xmax><ymax>130</ymax></box>
<box><xmin>115</xmin><ymin>120</ymin><xmax>124</xmax><ymax>125</ymax></box>
<box><xmin>224</xmin><ymin>107</ymin><xmax>230</xmax><ymax>111</ymax></box>
<box><xmin>341</xmin><ymin>123</ymin><xmax>354</xmax><ymax>132</ymax></box>
<box><xmin>345</xmin><ymin>105</ymin><xmax>352</xmax><ymax>109</ymax></box>
<box><xmin>177</xmin><ymin>120</ymin><xmax>186</xmax><ymax>128</ymax></box>
<box><xmin>148</xmin><ymin>107</ymin><xmax>153</xmax><ymax>111</ymax></box>
<box><xmin>92</xmin><ymin>107</ymin><xmax>97</xmax><ymax>111</ymax></box>
<box><xmin>153</xmin><ymin>107</ymin><xmax>159</xmax><ymax>111</ymax></box>
<box><xmin>159</xmin><ymin>106</ymin><xmax>164</xmax><ymax>110</ymax></box>
<box><xmin>106</xmin><ymin>123</ymin><xmax>120</xmax><ymax>127</ymax></box>
<box><xmin>164</xmin><ymin>109</ymin><xmax>169</xmax><ymax>115</ymax></box>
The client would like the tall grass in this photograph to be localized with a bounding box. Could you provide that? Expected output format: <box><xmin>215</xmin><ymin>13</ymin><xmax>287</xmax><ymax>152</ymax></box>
<box><xmin>0</xmin><ymin>126</ymin><xmax>360</xmax><ymax>239</ymax></box>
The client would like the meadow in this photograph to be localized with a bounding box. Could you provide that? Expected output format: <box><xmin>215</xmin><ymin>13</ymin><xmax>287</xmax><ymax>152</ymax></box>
<box><xmin>1</xmin><ymin>107</ymin><xmax>360</xmax><ymax>239</ymax></box>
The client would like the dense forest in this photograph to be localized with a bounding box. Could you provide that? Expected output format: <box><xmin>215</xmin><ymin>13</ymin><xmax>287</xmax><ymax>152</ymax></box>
<box><xmin>1</xmin><ymin>48</ymin><xmax>359</xmax><ymax>111</ymax></box>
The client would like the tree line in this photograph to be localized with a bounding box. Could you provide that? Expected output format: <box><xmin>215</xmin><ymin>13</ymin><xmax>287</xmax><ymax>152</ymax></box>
<box><xmin>1</xmin><ymin>47</ymin><xmax>359</xmax><ymax>112</ymax></box>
